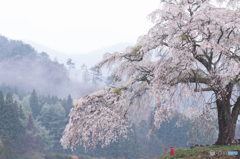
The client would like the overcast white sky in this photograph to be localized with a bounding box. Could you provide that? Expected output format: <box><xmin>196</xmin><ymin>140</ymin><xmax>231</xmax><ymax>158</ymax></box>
<box><xmin>0</xmin><ymin>0</ymin><xmax>160</xmax><ymax>54</ymax></box>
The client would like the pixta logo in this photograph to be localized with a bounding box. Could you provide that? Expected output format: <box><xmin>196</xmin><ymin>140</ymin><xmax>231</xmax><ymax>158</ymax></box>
<box><xmin>210</xmin><ymin>150</ymin><xmax>238</xmax><ymax>156</ymax></box>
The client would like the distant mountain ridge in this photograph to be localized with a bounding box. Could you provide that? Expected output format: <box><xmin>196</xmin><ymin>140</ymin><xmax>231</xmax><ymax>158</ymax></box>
<box><xmin>23</xmin><ymin>39</ymin><xmax>134</xmax><ymax>69</ymax></box>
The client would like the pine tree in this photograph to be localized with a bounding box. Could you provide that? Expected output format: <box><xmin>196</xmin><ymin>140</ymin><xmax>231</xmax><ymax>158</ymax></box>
<box><xmin>0</xmin><ymin>92</ymin><xmax>21</xmax><ymax>139</ymax></box>
<box><xmin>27</xmin><ymin>114</ymin><xmax>35</xmax><ymax>131</ymax></box>
<box><xmin>66</xmin><ymin>58</ymin><xmax>75</xmax><ymax>77</ymax></box>
<box><xmin>38</xmin><ymin>102</ymin><xmax>66</xmax><ymax>153</ymax></box>
<box><xmin>89</xmin><ymin>65</ymin><xmax>102</xmax><ymax>86</ymax></box>
<box><xmin>65</xmin><ymin>94</ymin><xmax>73</xmax><ymax>116</ymax></box>
<box><xmin>61</xmin><ymin>98</ymin><xmax>68</xmax><ymax>117</ymax></box>
<box><xmin>81</xmin><ymin>64</ymin><xmax>91</xmax><ymax>84</ymax></box>
<box><xmin>12</xmin><ymin>100</ymin><xmax>25</xmax><ymax>134</ymax></box>
<box><xmin>13</xmin><ymin>101</ymin><xmax>19</xmax><ymax>119</ymax></box>
<box><xmin>30</xmin><ymin>89</ymin><xmax>40</xmax><ymax>119</ymax></box>
<box><xmin>0</xmin><ymin>136</ymin><xmax>13</xmax><ymax>159</ymax></box>
<box><xmin>67</xmin><ymin>94</ymin><xmax>72</xmax><ymax>107</ymax></box>
<box><xmin>19</xmin><ymin>104</ymin><xmax>26</xmax><ymax>120</ymax></box>
<box><xmin>50</xmin><ymin>95</ymin><xmax>58</xmax><ymax>104</ymax></box>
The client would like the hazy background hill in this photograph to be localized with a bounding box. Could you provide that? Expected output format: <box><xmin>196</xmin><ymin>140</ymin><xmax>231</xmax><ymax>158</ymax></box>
<box><xmin>23</xmin><ymin>39</ymin><xmax>134</xmax><ymax>69</ymax></box>
<box><xmin>0</xmin><ymin>35</ymin><xmax>95</xmax><ymax>99</ymax></box>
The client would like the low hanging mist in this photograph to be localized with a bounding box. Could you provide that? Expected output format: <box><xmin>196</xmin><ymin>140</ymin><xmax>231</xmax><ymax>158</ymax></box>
<box><xmin>0</xmin><ymin>35</ymin><xmax>133</xmax><ymax>99</ymax></box>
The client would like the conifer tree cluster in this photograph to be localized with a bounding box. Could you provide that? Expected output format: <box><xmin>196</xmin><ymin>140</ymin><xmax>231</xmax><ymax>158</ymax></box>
<box><xmin>0</xmin><ymin>91</ymin><xmax>23</xmax><ymax>140</ymax></box>
<box><xmin>0</xmin><ymin>91</ymin><xmax>24</xmax><ymax>159</ymax></box>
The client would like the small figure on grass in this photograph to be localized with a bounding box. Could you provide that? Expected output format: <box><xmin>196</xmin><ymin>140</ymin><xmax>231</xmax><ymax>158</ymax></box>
<box><xmin>170</xmin><ymin>146</ymin><xmax>174</xmax><ymax>157</ymax></box>
<box><xmin>190</xmin><ymin>143</ymin><xmax>194</xmax><ymax>149</ymax></box>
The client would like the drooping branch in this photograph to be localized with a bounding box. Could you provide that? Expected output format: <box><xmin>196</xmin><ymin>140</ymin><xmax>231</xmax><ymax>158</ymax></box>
<box><xmin>227</xmin><ymin>27</ymin><xmax>235</xmax><ymax>39</ymax></box>
<box><xmin>217</xmin><ymin>27</ymin><xmax>224</xmax><ymax>44</ymax></box>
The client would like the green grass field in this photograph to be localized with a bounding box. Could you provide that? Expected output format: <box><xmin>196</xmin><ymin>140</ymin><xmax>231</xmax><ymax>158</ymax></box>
<box><xmin>159</xmin><ymin>145</ymin><xmax>240</xmax><ymax>159</ymax></box>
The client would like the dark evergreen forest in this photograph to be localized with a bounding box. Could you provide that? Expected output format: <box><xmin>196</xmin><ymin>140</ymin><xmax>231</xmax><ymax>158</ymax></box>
<box><xmin>0</xmin><ymin>35</ymin><xmax>217</xmax><ymax>159</ymax></box>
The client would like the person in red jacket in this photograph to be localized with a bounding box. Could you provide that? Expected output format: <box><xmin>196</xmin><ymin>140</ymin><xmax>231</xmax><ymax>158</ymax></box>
<box><xmin>170</xmin><ymin>146</ymin><xmax>174</xmax><ymax>157</ymax></box>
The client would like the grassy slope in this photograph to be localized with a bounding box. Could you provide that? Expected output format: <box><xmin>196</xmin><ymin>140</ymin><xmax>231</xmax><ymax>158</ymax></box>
<box><xmin>159</xmin><ymin>145</ymin><xmax>240</xmax><ymax>159</ymax></box>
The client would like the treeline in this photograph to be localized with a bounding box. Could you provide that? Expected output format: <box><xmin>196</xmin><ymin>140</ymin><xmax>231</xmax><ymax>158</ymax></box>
<box><xmin>0</xmin><ymin>85</ymin><xmax>74</xmax><ymax>159</ymax></box>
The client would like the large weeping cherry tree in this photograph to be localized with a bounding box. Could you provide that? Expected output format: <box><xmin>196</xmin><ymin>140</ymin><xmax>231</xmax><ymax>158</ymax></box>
<box><xmin>61</xmin><ymin>0</ymin><xmax>240</xmax><ymax>151</ymax></box>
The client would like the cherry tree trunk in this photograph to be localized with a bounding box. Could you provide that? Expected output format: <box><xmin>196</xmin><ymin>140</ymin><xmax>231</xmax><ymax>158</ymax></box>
<box><xmin>215</xmin><ymin>99</ymin><xmax>237</xmax><ymax>145</ymax></box>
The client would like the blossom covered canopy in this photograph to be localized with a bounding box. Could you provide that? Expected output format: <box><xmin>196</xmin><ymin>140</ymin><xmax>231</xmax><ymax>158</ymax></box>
<box><xmin>61</xmin><ymin>0</ymin><xmax>240</xmax><ymax>150</ymax></box>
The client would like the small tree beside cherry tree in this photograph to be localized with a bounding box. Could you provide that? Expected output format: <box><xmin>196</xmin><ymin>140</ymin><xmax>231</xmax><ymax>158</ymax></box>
<box><xmin>61</xmin><ymin>0</ymin><xmax>240</xmax><ymax>151</ymax></box>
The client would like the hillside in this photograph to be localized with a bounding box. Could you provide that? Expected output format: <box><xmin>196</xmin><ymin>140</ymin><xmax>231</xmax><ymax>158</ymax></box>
<box><xmin>0</xmin><ymin>35</ymin><xmax>92</xmax><ymax>98</ymax></box>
